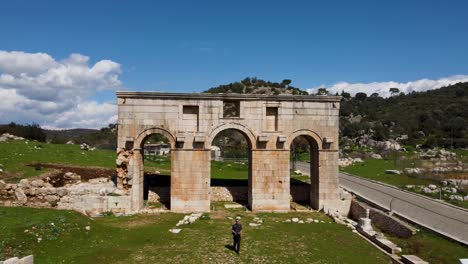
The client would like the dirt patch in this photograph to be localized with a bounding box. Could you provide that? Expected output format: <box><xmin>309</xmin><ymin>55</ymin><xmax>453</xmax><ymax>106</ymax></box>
<box><xmin>28</xmin><ymin>163</ymin><xmax>115</xmax><ymax>187</ymax></box>
<box><xmin>107</xmin><ymin>214</ymin><xmax>165</xmax><ymax>228</ymax></box>
<box><xmin>0</xmin><ymin>172</ymin><xmax>26</xmax><ymax>183</ymax></box>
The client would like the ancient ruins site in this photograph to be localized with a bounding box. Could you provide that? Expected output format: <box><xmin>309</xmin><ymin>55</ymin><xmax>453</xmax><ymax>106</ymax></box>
<box><xmin>116</xmin><ymin>92</ymin><xmax>345</xmax><ymax>214</ymax></box>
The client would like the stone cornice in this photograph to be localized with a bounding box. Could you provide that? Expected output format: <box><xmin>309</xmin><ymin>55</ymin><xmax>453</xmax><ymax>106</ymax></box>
<box><xmin>116</xmin><ymin>91</ymin><xmax>341</xmax><ymax>102</ymax></box>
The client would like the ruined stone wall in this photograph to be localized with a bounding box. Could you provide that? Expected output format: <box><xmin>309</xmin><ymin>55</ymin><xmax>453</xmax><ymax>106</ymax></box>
<box><xmin>0</xmin><ymin>178</ymin><xmax>131</xmax><ymax>216</ymax></box>
<box><xmin>349</xmin><ymin>199</ymin><xmax>417</xmax><ymax>238</ymax></box>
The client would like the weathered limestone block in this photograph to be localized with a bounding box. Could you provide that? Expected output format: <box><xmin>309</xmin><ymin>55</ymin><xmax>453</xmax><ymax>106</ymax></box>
<box><xmin>0</xmin><ymin>180</ymin><xmax>6</xmax><ymax>189</ymax></box>
<box><xmin>45</xmin><ymin>195</ymin><xmax>60</xmax><ymax>203</ymax></box>
<box><xmin>3</xmin><ymin>257</ymin><xmax>19</xmax><ymax>264</ymax></box>
<box><xmin>15</xmin><ymin>188</ymin><xmax>27</xmax><ymax>203</ymax></box>
<box><xmin>116</xmin><ymin>149</ymin><xmax>133</xmax><ymax>189</ymax></box>
<box><xmin>30</xmin><ymin>180</ymin><xmax>44</xmax><ymax>188</ymax></box>
<box><xmin>18</xmin><ymin>179</ymin><xmax>30</xmax><ymax>189</ymax></box>
<box><xmin>19</xmin><ymin>255</ymin><xmax>34</xmax><ymax>264</ymax></box>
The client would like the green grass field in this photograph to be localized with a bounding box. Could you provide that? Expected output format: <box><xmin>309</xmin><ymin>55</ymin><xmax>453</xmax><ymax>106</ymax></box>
<box><xmin>0</xmin><ymin>141</ymin><xmax>116</xmax><ymax>181</ymax></box>
<box><xmin>1</xmin><ymin>140</ymin><xmax>467</xmax><ymax>263</ymax></box>
<box><xmin>386</xmin><ymin>229</ymin><xmax>468</xmax><ymax>264</ymax></box>
<box><xmin>340</xmin><ymin>159</ymin><xmax>437</xmax><ymax>187</ymax></box>
<box><xmin>0</xmin><ymin>206</ymin><xmax>391</xmax><ymax>264</ymax></box>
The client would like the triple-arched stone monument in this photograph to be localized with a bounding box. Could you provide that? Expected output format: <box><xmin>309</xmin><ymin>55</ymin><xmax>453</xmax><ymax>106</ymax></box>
<box><xmin>116</xmin><ymin>92</ymin><xmax>342</xmax><ymax>213</ymax></box>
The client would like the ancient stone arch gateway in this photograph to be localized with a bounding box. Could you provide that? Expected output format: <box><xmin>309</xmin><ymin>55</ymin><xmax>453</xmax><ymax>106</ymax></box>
<box><xmin>116</xmin><ymin>92</ymin><xmax>341</xmax><ymax>213</ymax></box>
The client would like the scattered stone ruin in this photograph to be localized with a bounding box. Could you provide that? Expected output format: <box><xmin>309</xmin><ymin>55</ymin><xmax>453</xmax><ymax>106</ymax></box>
<box><xmin>117</xmin><ymin>92</ymin><xmax>343</xmax><ymax>213</ymax></box>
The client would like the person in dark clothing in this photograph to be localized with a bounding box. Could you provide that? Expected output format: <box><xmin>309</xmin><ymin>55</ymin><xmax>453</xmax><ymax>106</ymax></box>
<box><xmin>232</xmin><ymin>217</ymin><xmax>242</xmax><ymax>254</ymax></box>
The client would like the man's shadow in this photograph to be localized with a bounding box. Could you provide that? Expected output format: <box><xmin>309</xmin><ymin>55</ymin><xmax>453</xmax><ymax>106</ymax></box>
<box><xmin>224</xmin><ymin>244</ymin><xmax>236</xmax><ymax>252</ymax></box>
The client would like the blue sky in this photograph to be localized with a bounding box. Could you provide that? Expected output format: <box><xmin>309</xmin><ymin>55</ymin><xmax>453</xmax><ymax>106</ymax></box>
<box><xmin>0</xmin><ymin>0</ymin><xmax>467</xmax><ymax>128</ymax></box>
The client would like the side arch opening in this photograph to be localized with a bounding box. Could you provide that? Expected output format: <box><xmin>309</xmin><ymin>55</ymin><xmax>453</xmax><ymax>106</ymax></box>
<box><xmin>289</xmin><ymin>135</ymin><xmax>320</xmax><ymax>210</ymax></box>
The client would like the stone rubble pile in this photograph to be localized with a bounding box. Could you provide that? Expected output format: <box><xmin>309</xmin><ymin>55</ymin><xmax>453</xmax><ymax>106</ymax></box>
<box><xmin>0</xmin><ymin>255</ymin><xmax>34</xmax><ymax>264</ymax></box>
<box><xmin>358</xmin><ymin>135</ymin><xmax>402</xmax><ymax>151</ymax></box>
<box><xmin>405</xmin><ymin>182</ymin><xmax>468</xmax><ymax>201</ymax></box>
<box><xmin>284</xmin><ymin>217</ymin><xmax>325</xmax><ymax>224</ymax></box>
<box><xmin>79</xmin><ymin>143</ymin><xmax>95</xmax><ymax>151</ymax></box>
<box><xmin>0</xmin><ymin>175</ymin><xmax>132</xmax><ymax>216</ymax></box>
<box><xmin>175</xmin><ymin>213</ymin><xmax>203</xmax><ymax>227</ymax></box>
<box><xmin>338</xmin><ymin>157</ymin><xmax>363</xmax><ymax>167</ymax></box>
<box><xmin>249</xmin><ymin>217</ymin><xmax>264</xmax><ymax>227</ymax></box>
<box><xmin>418</xmin><ymin>148</ymin><xmax>457</xmax><ymax>160</ymax></box>
<box><xmin>0</xmin><ymin>133</ymin><xmax>25</xmax><ymax>141</ymax></box>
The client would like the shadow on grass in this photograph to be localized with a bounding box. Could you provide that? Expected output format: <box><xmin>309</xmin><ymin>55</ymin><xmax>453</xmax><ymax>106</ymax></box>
<box><xmin>225</xmin><ymin>244</ymin><xmax>236</xmax><ymax>252</ymax></box>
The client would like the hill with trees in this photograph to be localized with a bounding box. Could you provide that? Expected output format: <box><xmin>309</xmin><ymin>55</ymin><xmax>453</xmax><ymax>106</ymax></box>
<box><xmin>205</xmin><ymin>78</ymin><xmax>467</xmax><ymax>149</ymax></box>
<box><xmin>339</xmin><ymin>82</ymin><xmax>468</xmax><ymax>148</ymax></box>
<box><xmin>204</xmin><ymin>77</ymin><xmax>308</xmax><ymax>95</ymax></box>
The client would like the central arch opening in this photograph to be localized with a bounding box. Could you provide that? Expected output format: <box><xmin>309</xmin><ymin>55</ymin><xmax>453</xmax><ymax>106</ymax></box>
<box><xmin>141</xmin><ymin>133</ymin><xmax>172</xmax><ymax>210</ymax></box>
<box><xmin>210</xmin><ymin>128</ymin><xmax>252</xmax><ymax>209</ymax></box>
<box><xmin>290</xmin><ymin>135</ymin><xmax>319</xmax><ymax>210</ymax></box>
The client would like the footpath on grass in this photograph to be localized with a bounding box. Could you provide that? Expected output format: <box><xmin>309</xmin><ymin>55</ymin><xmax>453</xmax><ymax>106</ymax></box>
<box><xmin>339</xmin><ymin>172</ymin><xmax>468</xmax><ymax>245</ymax></box>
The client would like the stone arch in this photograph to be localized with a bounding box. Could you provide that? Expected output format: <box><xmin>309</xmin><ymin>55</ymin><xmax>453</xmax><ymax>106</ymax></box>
<box><xmin>131</xmin><ymin>127</ymin><xmax>176</xmax><ymax>211</ymax></box>
<box><xmin>205</xmin><ymin>122</ymin><xmax>257</xmax><ymax>149</ymax></box>
<box><xmin>134</xmin><ymin>127</ymin><xmax>176</xmax><ymax>150</ymax></box>
<box><xmin>206</xmin><ymin>123</ymin><xmax>255</xmax><ymax>209</ymax></box>
<box><xmin>285</xmin><ymin>129</ymin><xmax>322</xmax><ymax>151</ymax></box>
<box><xmin>287</xmin><ymin>129</ymin><xmax>322</xmax><ymax>210</ymax></box>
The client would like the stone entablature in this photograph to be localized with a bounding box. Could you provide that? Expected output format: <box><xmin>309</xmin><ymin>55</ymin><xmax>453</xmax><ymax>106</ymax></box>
<box><xmin>117</xmin><ymin>92</ymin><xmax>341</xmax><ymax>213</ymax></box>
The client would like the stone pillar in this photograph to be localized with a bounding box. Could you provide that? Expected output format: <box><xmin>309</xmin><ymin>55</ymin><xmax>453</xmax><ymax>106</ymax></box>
<box><xmin>130</xmin><ymin>149</ymin><xmax>144</xmax><ymax>212</ymax></box>
<box><xmin>251</xmin><ymin>149</ymin><xmax>290</xmax><ymax>212</ymax></box>
<box><xmin>317</xmin><ymin>150</ymin><xmax>340</xmax><ymax>212</ymax></box>
<box><xmin>171</xmin><ymin>149</ymin><xmax>210</xmax><ymax>212</ymax></box>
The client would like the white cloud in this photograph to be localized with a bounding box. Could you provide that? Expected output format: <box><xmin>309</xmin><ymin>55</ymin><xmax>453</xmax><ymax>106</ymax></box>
<box><xmin>307</xmin><ymin>75</ymin><xmax>468</xmax><ymax>97</ymax></box>
<box><xmin>0</xmin><ymin>50</ymin><xmax>123</xmax><ymax>129</ymax></box>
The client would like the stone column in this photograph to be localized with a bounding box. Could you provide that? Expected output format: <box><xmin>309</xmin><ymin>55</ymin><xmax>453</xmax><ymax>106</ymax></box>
<box><xmin>251</xmin><ymin>149</ymin><xmax>290</xmax><ymax>212</ymax></box>
<box><xmin>130</xmin><ymin>148</ymin><xmax>144</xmax><ymax>212</ymax></box>
<box><xmin>171</xmin><ymin>149</ymin><xmax>210</xmax><ymax>212</ymax></box>
<box><xmin>317</xmin><ymin>150</ymin><xmax>340</xmax><ymax>212</ymax></box>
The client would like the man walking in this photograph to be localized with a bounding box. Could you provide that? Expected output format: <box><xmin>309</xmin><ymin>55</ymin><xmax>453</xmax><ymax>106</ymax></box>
<box><xmin>232</xmin><ymin>216</ymin><xmax>242</xmax><ymax>254</ymax></box>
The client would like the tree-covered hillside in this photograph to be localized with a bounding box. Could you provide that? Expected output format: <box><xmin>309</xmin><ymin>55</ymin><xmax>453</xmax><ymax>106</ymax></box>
<box><xmin>204</xmin><ymin>77</ymin><xmax>308</xmax><ymax>95</ymax></box>
<box><xmin>205</xmin><ymin>78</ymin><xmax>467</xmax><ymax>149</ymax></box>
<box><xmin>339</xmin><ymin>82</ymin><xmax>468</xmax><ymax>148</ymax></box>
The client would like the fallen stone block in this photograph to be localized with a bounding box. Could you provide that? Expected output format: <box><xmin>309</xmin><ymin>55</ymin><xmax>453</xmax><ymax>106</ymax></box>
<box><xmin>169</xmin><ymin>228</ymin><xmax>181</xmax><ymax>234</ymax></box>
<box><xmin>19</xmin><ymin>255</ymin><xmax>34</xmax><ymax>264</ymax></box>
<box><xmin>3</xmin><ymin>257</ymin><xmax>19</xmax><ymax>264</ymax></box>
<box><xmin>401</xmin><ymin>255</ymin><xmax>428</xmax><ymax>264</ymax></box>
<box><xmin>224</xmin><ymin>204</ymin><xmax>243</xmax><ymax>209</ymax></box>
<box><xmin>15</xmin><ymin>188</ymin><xmax>27</xmax><ymax>203</ymax></box>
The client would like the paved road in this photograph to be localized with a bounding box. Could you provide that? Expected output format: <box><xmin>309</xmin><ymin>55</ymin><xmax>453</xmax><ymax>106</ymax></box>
<box><xmin>295</xmin><ymin>161</ymin><xmax>468</xmax><ymax>244</ymax></box>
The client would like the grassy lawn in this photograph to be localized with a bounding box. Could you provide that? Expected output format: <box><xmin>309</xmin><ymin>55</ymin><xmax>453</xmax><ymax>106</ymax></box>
<box><xmin>386</xmin><ymin>229</ymin><xmax>468</xmax><ymax>264</ymax></box>
<box><xmin>0</xmin><ymin>141</ymin><xmax>116</xmax><ymax>181</ymax></box>
<box><xmin>340</xmin><ymin>159</ymin><xmax>438</xmax><ymax>187</ymax></box>
<box><xmin>0</xmin><ymin>206</ymin><xmax>391</xmax><ymax>264</ymax></box>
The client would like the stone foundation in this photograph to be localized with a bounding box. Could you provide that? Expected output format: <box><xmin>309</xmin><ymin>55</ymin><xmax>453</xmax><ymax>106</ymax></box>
<box><xmin>349</xmin><ymin>199</ymin><xmax>417</xmax><ymax>238</ymax></box>
<box><xmin>149</xmin><ymin>185</ymin><xmax>311</xmax><ymax>203</ymax></box>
